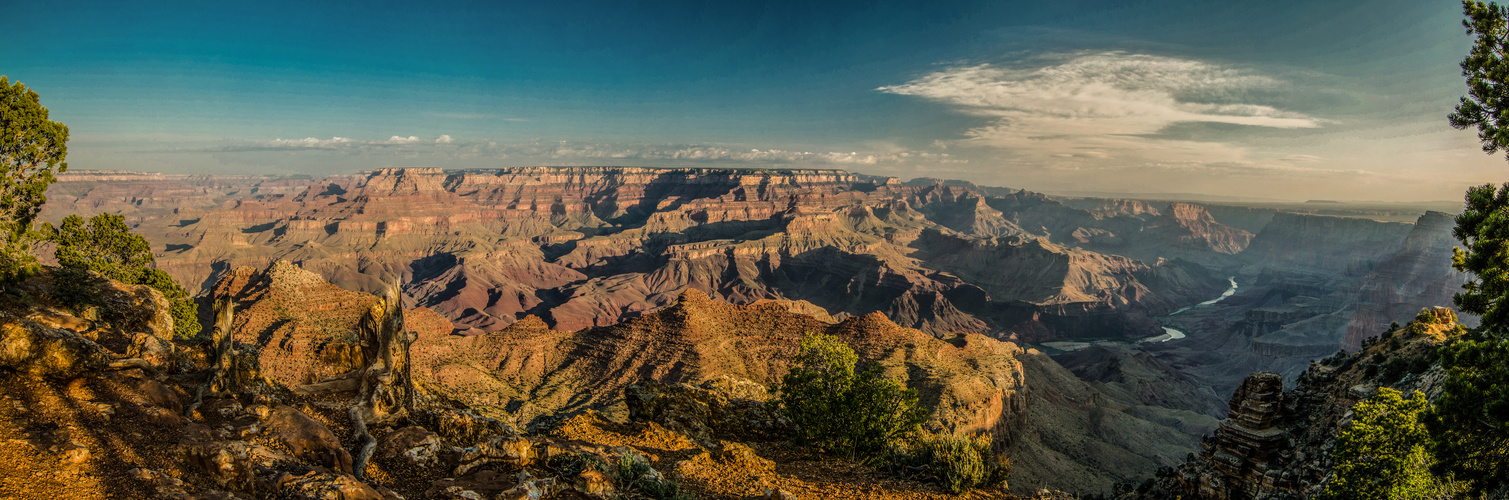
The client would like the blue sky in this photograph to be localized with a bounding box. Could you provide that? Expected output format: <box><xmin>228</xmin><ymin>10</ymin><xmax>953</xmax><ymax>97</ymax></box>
<box><xmin>2</xmin><ymin>0</ymin><xmax>1501</xmax><ymax>200</ymax></box>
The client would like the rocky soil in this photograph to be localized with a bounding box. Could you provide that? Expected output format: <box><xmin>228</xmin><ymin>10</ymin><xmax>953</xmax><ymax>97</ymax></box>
<box><xmin>1</xmin><ymin>268</ymin><xmax>1066</xmax><ymax>500</ymax></box>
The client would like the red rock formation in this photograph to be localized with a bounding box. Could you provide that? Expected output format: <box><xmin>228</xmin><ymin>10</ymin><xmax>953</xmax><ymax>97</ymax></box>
<box><xmin>42</xmin><ymin>167</ymin><xmax>1236</xmax><ymax>342</ymax></box>
<box><xmin>1162</xmin><ymin>202</ymin><xmax>1253</xmax><ymax>255</ymax></box>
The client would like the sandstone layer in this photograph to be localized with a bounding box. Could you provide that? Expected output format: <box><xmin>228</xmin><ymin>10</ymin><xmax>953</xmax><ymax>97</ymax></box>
<box><xmin>41</xmin><ymin>167</ymin><xmax>1242</xmax><ymax>343</ymax></box>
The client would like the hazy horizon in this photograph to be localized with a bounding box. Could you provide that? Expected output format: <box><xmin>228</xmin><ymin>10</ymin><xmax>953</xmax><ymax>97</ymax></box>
<box><xmin>5</xmin><ymin>0</ymin><xmax>1505</xmax><ymax>202</ymax></box>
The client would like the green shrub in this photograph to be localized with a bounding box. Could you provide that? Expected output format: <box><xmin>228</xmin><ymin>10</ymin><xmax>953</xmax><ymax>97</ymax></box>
<box><xmin>1322</xmin><ymin>389</ymin><xmax>1464</xmax><ymax>499</ymax></box>
<box><xmin>47</xmin><ymin>266</ymin><xmax>107</xmax><ymax>312</ymax></box>
<box><xmin>777</xmin><ymin>333</ymin><xmax>927</xmax><ymax>463</ymax></box>
<box><xmin>43</xmin><ymin>213</ymin><xmax>201</xmax><ymax>338</ymax></box>
<box><xmin>885</xmin><ymin>430</ymin><xmax>1010</xmax><ymax>493</ymax></box>
<box><xmin>1408</xmin><ymin>356</ymin><xmax>1432</xmax><ymax>375</ymax></box>
<box><xmin>1381</xmin><ymin>358</ymin><xmax>1410</xmax><ymax>384</ymax></box>
<box><xmin>613</xmin><ymin>451</ymin><xmax>692</xmax><ymax>500</ymax></box>
<box><xmin>545</xmin><ymin>452</ymin><xmax>606</xmax><ymax>477</ymax></box>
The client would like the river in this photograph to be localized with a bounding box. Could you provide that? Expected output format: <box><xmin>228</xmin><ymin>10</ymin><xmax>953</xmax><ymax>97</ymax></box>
<box><xmin>1151</xmin><ymin>276</ymin><xmax>1238</xmax><ymax>341</ymax></box>
<box><xmin>1035</xmin><ymin>277</ymin><xmax>1239</xmax><ymax>352</ymax></box>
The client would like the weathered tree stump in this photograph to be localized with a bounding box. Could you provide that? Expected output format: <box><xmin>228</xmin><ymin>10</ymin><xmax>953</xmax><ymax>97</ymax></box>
<box><xmin>185</xmin><ymin>296</ymin><xmax>235</xmax><ymax>416</ymax></box>
<box><xmin>294</xmin><ymin>282</ymin><xmax>414</xmax><ymax>479</ymax></box>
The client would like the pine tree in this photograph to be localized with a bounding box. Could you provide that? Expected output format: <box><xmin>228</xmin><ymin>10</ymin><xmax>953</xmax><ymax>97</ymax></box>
<box><xmin>0</xmin><ymin>76</ymin><xmax>68</xmax><ymax>281</ymax></box>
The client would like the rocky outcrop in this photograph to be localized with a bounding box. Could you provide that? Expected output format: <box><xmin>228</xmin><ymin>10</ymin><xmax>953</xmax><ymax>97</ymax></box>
<box><xmin>1193</xmin><ymin>372</ymin><xmax>1288</xmax><ymax>498</ymax></box>
<box><xmin>1126</xmin><ymin>309</ymin><xmax>1460</xmax><ymax>499</ymax></box>
<box><xmin>208</xmin><ymin>261</ymin><xmax>1214</xmax><ymax>495</ymax></box>
<box><xmin>1159</xmin><ymin>203</ymin><xmax>1253</xmax><ymax>255</ymax></box>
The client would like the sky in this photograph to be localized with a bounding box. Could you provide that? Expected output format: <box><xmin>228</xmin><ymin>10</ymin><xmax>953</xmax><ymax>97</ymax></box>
<box><xmin>2</xmin><ymin>0</ymin><xmax>1503</xmax><ymax>201</ymax></box>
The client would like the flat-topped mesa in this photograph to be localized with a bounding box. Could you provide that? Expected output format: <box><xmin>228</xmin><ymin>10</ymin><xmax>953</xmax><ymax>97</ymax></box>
<box><xmin>433</xmin><ymin>166</ymin><xmax>868</xmax><ymax>191</ymax></box>
<box><xmin>359</xmin><ymin>167</ymin><xmax>448</xmax><ymax>194</ymax></box>
<box><xmin>57</xmin><ymin>170</ymin><xmax>172</xmax><ymax>182</ymax></box>
<box><xmin>1240</xmin><ymin>212</ymin><xmax>1414</xmax><ymax>274</ymax></box>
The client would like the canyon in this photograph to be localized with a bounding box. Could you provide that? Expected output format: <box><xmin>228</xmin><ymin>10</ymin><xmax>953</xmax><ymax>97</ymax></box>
<box><xmin>29</xmin><ymin>167</ymin><xmax>1474</xmax><ymax>496</ymax></box>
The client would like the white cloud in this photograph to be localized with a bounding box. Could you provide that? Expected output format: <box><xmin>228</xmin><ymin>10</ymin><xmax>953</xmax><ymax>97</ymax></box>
<box><xmin>215</xmin><ymin>135</ymin><xmax>458</xmax><ymax>151</ymax></box>
<box><xmin>267</xmin><ymin>137</ymin><xmax>353</xmax><ymax>148</ymax></box>
<box><xmin>174</xmin><ymin>136</ymin><xmax>959</xmax><ymax>168</ymax></box>
<box><xmin>878</xmin><ymin>52</ymin><xmax>1326</xmax><ymax>170</ymax></box>
<box><xmin>522</xmin><ymin>143</ymin><xmax>961</xmax><ymax>166</ymax></box>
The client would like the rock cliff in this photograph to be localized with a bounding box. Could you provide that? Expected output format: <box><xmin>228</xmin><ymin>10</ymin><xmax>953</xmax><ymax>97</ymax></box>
<box><xmin>41</xmin><ymin>167</ymin><xmax>1240</xmax><ymax>343</ymax></box>
<box><xmin>1124</xmin><ymin>308</ymin><xmax>1460</xmax><ymax>499</ymax></box>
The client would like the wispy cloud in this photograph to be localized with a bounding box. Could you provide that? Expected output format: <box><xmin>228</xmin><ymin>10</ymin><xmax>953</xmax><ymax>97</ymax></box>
<box><xmin>157</xmin><ymin>136</ymin><xmax>959</xmax><ymax>167</ymax></box>
<box><xmin>423</xmin><ymin>112</ymin><xmax>529</xmax><ymax>121</ymax></box>
<box><xmin>524</xmin><ymin>142</ymin><xmax>958</xmax><ymax>165</ymax></box>
<box><xmin>878</xmin><ymin>52</ymin><xmax>1327</xmax><ymax>170</ymax></box>
<box><xmin>216</xmin><ymin>135</ymin><xmax>458</xmax><ymax>151</ymax></box>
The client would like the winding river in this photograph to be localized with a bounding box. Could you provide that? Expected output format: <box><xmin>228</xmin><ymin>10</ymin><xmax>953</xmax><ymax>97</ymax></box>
<box><xmin>1142</xmin><ymin>276</ymin><xmax>1239</xmax><ymax>342</ymax></box>
<box><xmin>1036</xmin><ymin>277</ymin><xmax>1239</xmax><ymax>352</ymax></box>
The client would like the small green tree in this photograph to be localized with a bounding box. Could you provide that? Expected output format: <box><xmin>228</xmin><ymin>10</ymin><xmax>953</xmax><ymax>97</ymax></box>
<box><xmin>778</xmin><ymin>333</ymin><xmax>927</xmax><ymax>462</ymax></box>
<box><xmin>0</xmin><ymin>76</ymin><xmax>68</xmax><ymax>281</ymax></box>
<box><xmin>1323</xmin><ymin>389</ymin><xmax>1461</xmax><ymax>499</ymax></box>
<box><xmin>44</xmin><ymin>212</ymin><xmax>200</xmax><ymax>338</ymax></box>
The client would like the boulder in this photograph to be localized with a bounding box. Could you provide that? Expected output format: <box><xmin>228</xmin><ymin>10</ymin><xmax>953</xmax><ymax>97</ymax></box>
<box><xmin>454</xmin><ymin>434</ymin><xmax>536</xmax><ymax>475</ymax></box>
<box><xmin>184</xmin><ymin>441</ymin><xmax>255</xmax><ymax>490</ymax></box>
<box><xmin>136</xmin><ymin>378</ymin><xmax>186</xmax><ymax>414</ymax></box>
<box><xmin>376</xmin><ymin>426</ymin><xmax>442</xmax><ymax>466</ymax></box>
<box><xmin>571</xmin><ymin>469</ymin><xmax>613</xmax><ymax>497</ymax></box>
<box><xmin>411</xmin><ymin>408</ymin><xmax>517</xmax><ymax>445</ymax></box>
<box><xmin>0</xmin><ymin>320</ymin><xmax>110</xmax><ymax>378</ymax></box>
<box><xmin>100</xmin><ymin>279</ymin><xmax>176</xmax><ymax>339</ymax></box>
<box><xmin>263</xmin><ymin>470</ymin><xmax>391</xmax><ymax>500</ymax></box>
<box><xmin>128</xmin><ymin>332</ymin><xmax>178</xmax><ymax>370</ymax></box>
<box><xmin>262</xmin><ymin>405</ymin><xmax>354</xmax><ymax>474</ymax></box>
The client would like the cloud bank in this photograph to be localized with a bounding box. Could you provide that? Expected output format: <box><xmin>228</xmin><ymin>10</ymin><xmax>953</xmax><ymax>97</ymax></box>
<box><xmin>173</xmin><ymin>136</ymin><xmax>957</xmax><ymax>168</ymax></box>
<box><xmin>879</xmin><ymin>52</ymin><xmax>1326</xmax><ymax>171</ymax></box>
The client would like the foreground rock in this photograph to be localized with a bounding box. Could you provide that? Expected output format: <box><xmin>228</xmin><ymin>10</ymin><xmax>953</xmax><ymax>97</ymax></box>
<box><xmin>0</xmin><ymin>267</ymin><xmax>1054</xmax><ymax>499</ymax></box>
